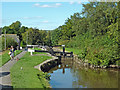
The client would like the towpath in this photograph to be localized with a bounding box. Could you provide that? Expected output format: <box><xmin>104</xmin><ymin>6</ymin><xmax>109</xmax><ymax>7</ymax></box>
<box><xmin>0</xmin><ymin>51</ymin><xmax>26</xmax><ymax>89</ymax></box>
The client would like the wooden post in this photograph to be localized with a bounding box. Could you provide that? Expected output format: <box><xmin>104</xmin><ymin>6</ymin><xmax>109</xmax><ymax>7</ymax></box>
<box><xmin>62</xmin><ymin>45</ymin><xmax>65</xmax><ymax>57</ymax></box>
<box><xmin>63</xmin><ymin>47</ymin><xmax>65</xmax><ymax>53</ymax></box>
<box><xmin>70</xmin><ymin>52</ymin><xmax>73</xmax><ymax>57</ymax></box>
<box><xmin>63</xmin><ymin>47</ymin><xmax>65</xmax><ymax>57</ymax></box>
<box><xmin>62</xmin><ymin>65</ymin><xmax>65</xmax><ymax>74</ymax></box>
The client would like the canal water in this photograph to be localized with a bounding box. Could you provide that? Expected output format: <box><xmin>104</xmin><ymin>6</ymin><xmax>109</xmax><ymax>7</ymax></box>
<box><xmin>48</xmin><ymin>58</ymin><xmax>119</xmax><ymax>88</ymax></box>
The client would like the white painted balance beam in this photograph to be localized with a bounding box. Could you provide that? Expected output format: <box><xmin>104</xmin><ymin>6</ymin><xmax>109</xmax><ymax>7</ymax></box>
<box><xmin>28</xmin><ymin>49</ymin><xmax>35</xmax><ymax>55</ymax></box>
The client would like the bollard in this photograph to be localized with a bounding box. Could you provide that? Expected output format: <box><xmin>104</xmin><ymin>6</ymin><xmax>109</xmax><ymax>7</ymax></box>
<box><xmin>31</xmin><ymin>51</ymin><xmax>33</xmax><ymax>55</ymax></box>
<box><xmin>70</xmin><ymin>52</ymin><xmax>73</xmax><ymax>57</ymax></box>
<box><xmin>63</xmin><ymin>47</ymin><xmax>65</xmax><ymax>53</ymax></box>
<box><xmin>62</xmin><ymin>45</ymin><xmax>65</xmax><ymax>57</ymax></box>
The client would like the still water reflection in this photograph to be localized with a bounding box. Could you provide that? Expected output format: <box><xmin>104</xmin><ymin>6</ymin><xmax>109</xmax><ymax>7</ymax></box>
<box><xmin>48</xmin><ymin>58</ymin><xmax>119</xmax><ymax>88</ymax></box>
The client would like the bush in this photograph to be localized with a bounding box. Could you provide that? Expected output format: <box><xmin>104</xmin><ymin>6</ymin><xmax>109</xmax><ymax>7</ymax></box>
<box><xmin>2</xmin><ymin>36</ymin><xmax>18</xmax><ymax>51</ymax></box>
<box><xmin>20</xmin><ymin>41</ymin><xmax>26</xmax><ymax>48</ymax></box>
<box><xmin>58</xmin><ymin>39</ymin><xmax>69</xmax><ymax>46</ymax></box>
<box><xmin>66</xmin><ymin>29</ymin><xmax>119</xmax><ymax>67</ymax></box>
<box><xmin>0</xmin><ymin>37</ymin><xmax>2</xmax><ymax>51</ymax></box>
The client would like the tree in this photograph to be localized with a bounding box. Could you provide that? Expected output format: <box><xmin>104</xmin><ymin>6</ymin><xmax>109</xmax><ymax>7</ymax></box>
<box><xmin>2</xmin><ymin>26</ymin><xmax>14</xmax><ymax>34</ymax></box>
<box><xmin>50</xmin><ymin>2</ymin><xmax>119</xmax><ymax>66</ymax></box>
<box><xmin>22</xmin><ymin>28</ymin><xmax>48</xmax><ymax>45</ymax></box>
<box><xmin>9</xmin><ymin>21</ymin><xmax>21</xmax><ymax>35</ymax></box>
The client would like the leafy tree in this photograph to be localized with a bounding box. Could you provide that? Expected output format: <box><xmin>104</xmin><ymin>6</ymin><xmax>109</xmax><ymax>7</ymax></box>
<box><xmin>1</xmin><ymin>36</ymin><xmax>18</xmax><ymax>50</ymax></box>
<box><xmin>2</xmin><ymin>26</ymin><xmax>14</xmax><ymax>34</ymax></box>
<box><xmin>9</xmin><ymin>21</ymin><xmax>21</xmax><ymax>35</ymax></box>
<box><xmin>51</xmin><ymin>2</ymin><xmax>119</xmax><ymax>66</ymax></box>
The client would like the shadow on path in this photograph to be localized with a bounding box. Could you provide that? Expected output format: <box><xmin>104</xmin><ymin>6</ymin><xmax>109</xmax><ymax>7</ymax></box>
<box><xmin>0</xmin><ymin>84</ymin><xmax>13</xmax><ymax>90</ymax></box>
<box><xmin>0</xmin><ymin>72</ymin><xmax>10</xmax><ymax>77</ymax></box>
<box><xmin>0</xmin><ymin>51</ymin><xmax>27</xmax><ymax>90</ymax></box>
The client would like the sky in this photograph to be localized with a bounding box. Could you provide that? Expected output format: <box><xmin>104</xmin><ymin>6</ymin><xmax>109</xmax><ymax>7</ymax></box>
<box><xmin>1</xmin><ymin>1</ymin><xmax>89</xmax><ymax>30</ymax></box>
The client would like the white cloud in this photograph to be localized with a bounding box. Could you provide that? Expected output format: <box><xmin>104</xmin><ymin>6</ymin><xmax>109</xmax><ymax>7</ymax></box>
<box><xmin>34</xmin><ymin>3</ymin><xmax>40</xmax><ymax>6</ymax></box>
<box><xmin>69</xmin><ymin>1</ymin><xmax>74</xmax><ymax>4</ymax></box>
<box><xmin>78</xmin><ymin>1</ymin><xmax>82</xmax><ymax>4</ymax></box>
<box><xmin>33</xmin><ymin>3</ymin><xmax>62</xmax><ymax>8</ymax></box>
<box><xmin>69</xmin><ymin>1</ymin><xmax>83</xmax><ymax>5</ymax></box>
<box><xmin>42</xmin><ymin>20</ymin><xmax>49</xmax><ymax>23</ymax></box>
<box><xmin>40</xmin><ymin>4</ymin><xmax>52</xmax><ymax>8</ymax></box>
<box><xmin>23</xmin><ymin>16</ymin><xmax>42</xmax><ymax>20</ymax></box>
<box><xmin>23</xmin><ymin>17</ymin><xmax>29</xmax><ymax>19</ymax></box>
<box><xmin>55</xmin><ymin>3</ymin><xmax>61</xmax><ymax>6</ymax></box>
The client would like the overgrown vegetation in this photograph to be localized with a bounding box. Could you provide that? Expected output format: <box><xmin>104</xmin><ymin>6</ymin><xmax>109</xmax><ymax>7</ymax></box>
<box><xmin>2</xmin><ymin>21</ymin><xmax>52</xmax><ymax>47</ymax></box>
<box><xmin>51</xmin><ymin>2</ymin><xmax>120</xmax><ymax>66</ymax></box>
<box><xmin>10</xmin><ymin>52</ymin><xmax>52</xmax><ymax>88</ymax></box>
<box><xmin>0</xmin><ymin>36</ymin><xmax>18</xmax><ymax>51</ymax></box>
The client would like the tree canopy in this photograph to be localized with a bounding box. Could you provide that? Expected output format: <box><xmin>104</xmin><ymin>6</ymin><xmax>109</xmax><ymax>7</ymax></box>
<box><xmin>1</xmin><ymin>2</ymin><xmax>119</xmax><ymax>66</ymax></box>
<box><xmin>50</xmin><ymin>2</ymin><xmax>119</xmax><ymax>66</ymax></box>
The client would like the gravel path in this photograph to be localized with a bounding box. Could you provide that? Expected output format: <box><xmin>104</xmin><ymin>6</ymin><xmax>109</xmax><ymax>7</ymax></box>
<box><xmin>0</xmin><ymin>51</ymin><xmax>26</xmax><ymax>89</ymax></box>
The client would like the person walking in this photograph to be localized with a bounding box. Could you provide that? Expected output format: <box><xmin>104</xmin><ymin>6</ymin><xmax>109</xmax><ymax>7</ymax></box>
<box><xmin>9</xmin><ymin>46</ymin><xmax>15</xmax><ymax>60</ymax></box>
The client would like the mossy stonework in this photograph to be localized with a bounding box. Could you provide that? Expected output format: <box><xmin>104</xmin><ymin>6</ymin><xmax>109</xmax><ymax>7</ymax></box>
<box><xmin>34</xmin><ymin>55</ymin><xmax>60</xmax><ymax>72</ymax></box>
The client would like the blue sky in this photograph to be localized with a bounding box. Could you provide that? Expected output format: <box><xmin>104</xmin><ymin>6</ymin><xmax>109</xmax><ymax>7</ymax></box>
<box><xmin>2</xmin><ymin>2</ymin><xmax>88</xmax><ymax>30</ymax></box>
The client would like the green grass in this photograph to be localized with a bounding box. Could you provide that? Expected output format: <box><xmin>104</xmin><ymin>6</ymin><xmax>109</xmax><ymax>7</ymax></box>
<box><xmin>30</xmin><ymin>47</ymin><xmax>47</xmax><ymax>54</ymax></box>
<box><xmin>60</xmin><ymin>47</ymin><xmax>81</xmax><ymax>55</ymax></box>
<box><xmin>30</xmin><ymin>47</ymin><xmax>42</xmax><ymax>50</ymax></box>
<box><xmin>32</xmin><ymin>52</ymin><xmax>47</xmax><ymax>55</ymax></box>
<box><xmin>15</xmin><ymin>50</ymin><xmax>23</xmax><ymax>56</ymax></box>
<box><xmin>0</xmin><ymin>50</ymin><xmax>22</xmax><ymax>67</ymax></box>
<box><xmin>10</xmin><ymin>52</ymin><xmax>52</xmax><ymax>88</ymax></box>
<box><xmin>65</xmin><ymin>48</ymin><xmax>81</xmax><ymax>55</ymax></box>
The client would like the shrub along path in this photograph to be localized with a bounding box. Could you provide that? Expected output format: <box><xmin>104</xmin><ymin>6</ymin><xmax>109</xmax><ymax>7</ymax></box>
<box><xmin>0</xmin><ymin>51</ymin><xmax>26</xmax><ymax>89</ymax></box>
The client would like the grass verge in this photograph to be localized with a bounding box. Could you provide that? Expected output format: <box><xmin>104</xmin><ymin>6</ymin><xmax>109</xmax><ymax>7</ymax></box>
<box><xmin>65</xmin><ymin>48</ymin><xmax>81</xmax><ymax>55</ymax></box>
<box><xmin>0</xmin><ymin>50</ymin><xmax>22</xmax><ymax>67</ymax></box>
<box><xmin>31</xmin><ymin>47</ymin><xmax>42</xmax><ymax>50</ymax></box>
<box><xmin>10</xmin><ymin>52</ymin><xmax>52</xmax><ymax>88</ymax></box>
<box><xmin>32</xmin><ymin>52</ymin><xmax>47</xmax><ymax>55</ymax></box>
<box><xmin>30</xmin><ymin>47</ymin><xmax>47</xmax><ymax>54</ymax></box>
<box><xmin>60</xmin><ymin>47</ymin><xmax>80</xmax><ymax>55</ymax></box>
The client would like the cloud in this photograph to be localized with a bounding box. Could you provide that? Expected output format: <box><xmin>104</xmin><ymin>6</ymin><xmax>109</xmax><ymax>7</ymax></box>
<box><xmin>78</xmin><ymin>1</ymin><xmax>82</xmax><ymax>4</ymax></box>
<box><xmin>42</xmin><ymin>20</ymin><xmax>49</xmax><ymax>23</ymax></box>
<box><xmin>33</xmin><ymin>3</ymin><xmax>62</xmax><ymax>8</ymax></box>
<box><xmin>34</xmin><ymin>3</ymin><xmax>40</xmax><ymax>7</ymax></box>
<box><xmin>69</xmin><ymin>1</ymin><xmax>83</xmax><ymax>5</ymax></box>
<box><xmin>69</xmin><ymin>1</ymin><xmax>74</xmax><ymax>4</ymax></box>
<box><xmin>23</xmin><ymin>16</ymin><xmax>42</xmax><ymax>20</ymax></box>
<box><xmin>40</xmin><ymin>4</ymin><xmax>52</xmax><ymax>8</ymax></box>
<box><xmin>55</xmin><ymin>3</ymin><xmax>61</xmax><ymax>6</ymax></box>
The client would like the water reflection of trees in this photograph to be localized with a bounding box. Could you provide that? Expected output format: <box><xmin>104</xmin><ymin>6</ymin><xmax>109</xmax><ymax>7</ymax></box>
<box><xmin>49</xmin><ymin>59</ymin><xmax>118</xmax><ymax>88</ymax></box>
<box><xmin>71</xmin><ymin>62</ymin><xmax>118</xmax><ymax>88</ymax></box>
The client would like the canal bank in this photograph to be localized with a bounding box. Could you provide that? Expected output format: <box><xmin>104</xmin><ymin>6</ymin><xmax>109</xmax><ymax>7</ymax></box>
<box><xmin>34</xmin><ymin>54</ymin><xmax>59</xmax><ymax>72</ymax></box>
<box><xmin>48</xmin><ymin>58</ymin><xmax>119</xmax><ymax>88</ymax></box>
<box><xmin>53</xmin><ymin>47</ymin><xmax>120</xmax><ymax>69</ymax></box>
<box><xmin>37</xmin><ymin>53</ymin><xmax>119</xmax><ymax>88</ymax></box>
<box><xmin>10</xmin><ymin>52</ymin><xmax>52</xmax><ymax>88</ymax></box>
<box><xmin>31</xmin><ymin>47</ymin><xmax>119</xmax><ymax>88</ymax></box>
